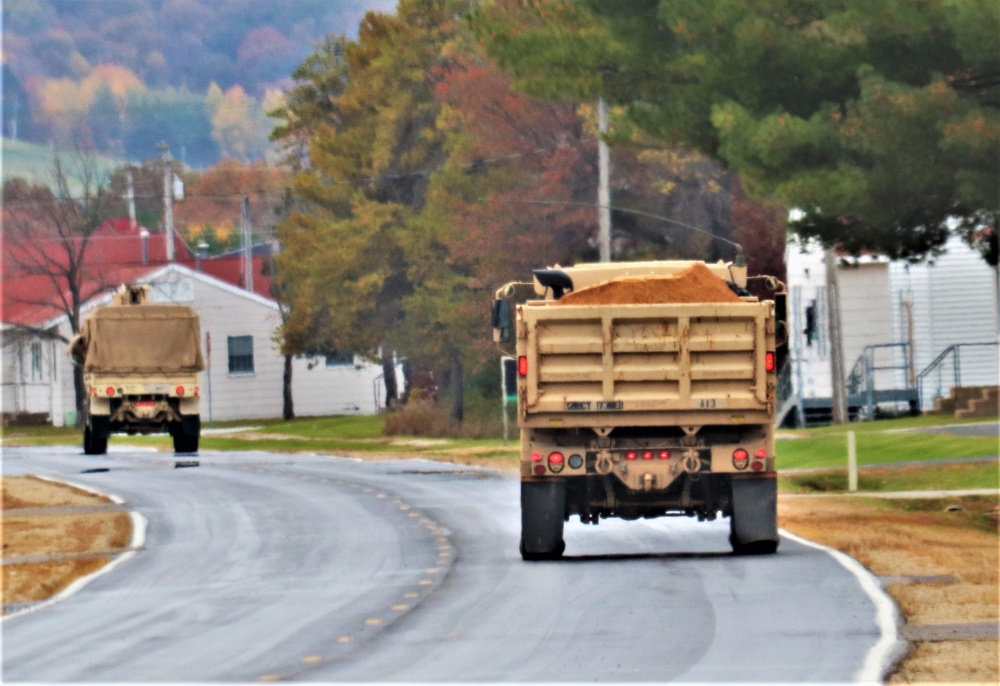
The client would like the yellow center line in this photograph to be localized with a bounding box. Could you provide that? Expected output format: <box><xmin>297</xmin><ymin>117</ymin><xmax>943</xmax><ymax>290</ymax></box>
<box><xmin>302</xmin><ymin>656</ymin><xmax>322</xmax><ymax>664</ymax></box>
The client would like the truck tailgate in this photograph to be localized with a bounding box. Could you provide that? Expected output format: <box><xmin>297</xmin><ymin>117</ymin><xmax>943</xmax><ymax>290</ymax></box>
<box><xmin>519</xmin><ymin>301</ymin><xmax>774</xmax><ymax>416</ymax></box>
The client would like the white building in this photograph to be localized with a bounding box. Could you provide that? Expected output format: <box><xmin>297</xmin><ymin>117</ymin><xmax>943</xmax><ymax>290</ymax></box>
<box><xmin>1</xmin><ymin>264</ymin><xmax>402</xmax><ymax>426</ymax></box>
<box><xmin>782</xmin><ymin>235</ymin><xmax>998</xmax><ymax>425</ymax></box>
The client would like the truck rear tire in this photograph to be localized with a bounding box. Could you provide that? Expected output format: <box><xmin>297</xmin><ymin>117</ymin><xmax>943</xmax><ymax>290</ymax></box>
<box><xmin>729</xmin><ymin>477</ymin><xmax>779</xmax><ymax>555</ymax></box>
<box><xmin>172</xmin><ymin>416</ymin><xmax>200</xmax><ymax>453</ymax></box>
<box><xmin>520</xmin><ymin>480</ymin><xmax>566</xmax><ymax>561</ymax></box>
<box><xmin>83</xmin><ymin>417</ymin><xmax>109</xmax><ymax>455</ymax></box>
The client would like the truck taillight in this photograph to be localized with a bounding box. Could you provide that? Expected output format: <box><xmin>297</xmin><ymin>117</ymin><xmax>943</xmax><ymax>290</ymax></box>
<box><xmin>765</xmin><ymin>352</ymin><xmax>775</xmax><ymax>372</ymax></box>
<box><xmin>105</xmin><ymin>387</ymin><xmax>115</xmax><ymax>396</ymax></box>
<box><xmin>756</xmin><ymin>449</ymin><xmax>767</xmax><ymax>458</ymax></box>
<box><xmin>548</xmin><ymin>452</ymin><xmax>564</xmax><ymax>473</ymax></box>
<box><xmin>531</xmin><ymin>452</ymin><xmax>542</xmax><ymax>462</ymax></box>
<box><xmin>194</xmin><ymin>386</ymin><xmax>200</xmax><ymax>397</ymax></box>
<box><xmin>642</xmin><ymin>451</ymin><xmax>654</xmax><ymax>460</ymax></box>
<box><xmin>518</xmin><ymin>356</ymin><xmax>528</xmax><ymax>377</ymax></box>
<box><xmin>659</xmin><ymin>450</ymin><xmax>671</xmax><ymax>460</ymax></box>
<box><xmin>625</xmin><ymin>451</ymin><xmax>638</xmax><ymax>461</ymax></box>
<box><xmin>732</xmin><ymin>448</ymin><xmax>749</xmax><ymax>470</ymax></box>
<box><xmin>176</xmin><ymin>386</ymin><xmax>185</xmax><ymax>396</ymax></box>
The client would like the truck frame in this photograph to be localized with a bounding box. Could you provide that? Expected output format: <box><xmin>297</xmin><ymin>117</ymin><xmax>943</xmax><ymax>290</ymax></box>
<box><xmin>492</xmin><ymin>260</ymin><xmax>787</xmax><ymax>559</ymax></box>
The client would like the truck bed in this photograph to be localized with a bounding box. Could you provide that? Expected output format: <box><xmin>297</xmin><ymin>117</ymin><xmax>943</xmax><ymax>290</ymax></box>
<box><xmin>518</xmin><ymin>300</ymin><xmax>775</xmax><ymax>425</ymax></box>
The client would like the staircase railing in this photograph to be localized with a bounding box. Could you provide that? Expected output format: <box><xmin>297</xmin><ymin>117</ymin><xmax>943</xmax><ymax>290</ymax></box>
<box><xmin>846</xmin><ymin>342</ymin><xmax>915</xmax><ymax>420</ymax></box>
<box><xmin>917</xmin><ymin>342</ymin><xmax>999</xmax><ymax>409</ymax></box>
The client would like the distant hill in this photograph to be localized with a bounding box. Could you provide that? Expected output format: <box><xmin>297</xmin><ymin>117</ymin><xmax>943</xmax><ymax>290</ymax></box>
<box><xmin>2</xmin><ymin>137</ymin><xmax>122</xmax><ymax>194</ymax></box>
<box><xmin>2</xmin><ymin>0</ymin><xmax>396</xmax><ymax>164</ymax></box>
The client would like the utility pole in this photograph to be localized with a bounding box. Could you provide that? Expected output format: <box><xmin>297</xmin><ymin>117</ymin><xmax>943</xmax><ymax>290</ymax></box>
<box><xmin>241</xmin><ymin>196</ymin><xmax>253</xmax><ymax>292</ymax></box>
<box><xmin>159</xmin><ymin>142</ymin><xmax>175</xmax><ymax>262</ymax></box>
<box><xmin>597</xmin><ymin>98</ymin><xmax>611</xmax><ymax>263</ymax></box>
<box><xmin>126</xmin><ymin>167</ymin><xmax>137</xmax><ymax>232</ymax></box>
<box><xmin>825</xmin><ymin>248</ymin><xmax>847</xmax><ymax>424</ymax></box>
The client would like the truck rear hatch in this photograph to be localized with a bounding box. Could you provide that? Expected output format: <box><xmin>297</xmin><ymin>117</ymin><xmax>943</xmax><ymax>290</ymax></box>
<box><xmin>520</xmin><ymin>300</ymin><xmax>774</xmax><ymax>420</ymax></box>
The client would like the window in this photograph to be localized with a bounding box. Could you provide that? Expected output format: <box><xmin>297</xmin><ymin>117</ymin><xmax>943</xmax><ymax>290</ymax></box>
<box><xmin>30</xmin><ymin>342</ymin><xmax>42</xmax><ymax>381</ymax></box>
<box><xmin>325</xmin><ymin>351</ymin><xmax>355</xmax><ymax>367</ymax></box>
<box><xmin>227</xmin><ymin>335</ymin><xmax>254</xmax><ymax>374</ymax></box>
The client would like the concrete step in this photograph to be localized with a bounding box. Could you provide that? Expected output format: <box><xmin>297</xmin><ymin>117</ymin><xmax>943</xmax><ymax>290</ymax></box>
<box><xmin>956</xmin><ymin>386</ymin><xmax>999</xmax><ymax>420</ymax></box>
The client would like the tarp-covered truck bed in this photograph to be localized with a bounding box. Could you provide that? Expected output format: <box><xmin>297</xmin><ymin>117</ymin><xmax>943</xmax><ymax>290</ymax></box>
<box><xmin>78</xmin><ymin>305</ymin><xmax>204</xmax><ymax>373</ymax></box>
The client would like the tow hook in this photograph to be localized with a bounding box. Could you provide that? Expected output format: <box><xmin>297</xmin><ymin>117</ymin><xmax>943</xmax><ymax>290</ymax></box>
<box><xmin>595</xmin><ymin>450</ymin><xmax>613</xmax><ymax>475</ymax></box>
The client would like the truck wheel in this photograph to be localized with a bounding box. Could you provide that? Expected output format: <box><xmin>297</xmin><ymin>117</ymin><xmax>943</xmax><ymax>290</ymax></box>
<box><xmin>172</xmin><ymin>416</ymin><xmax>200</xmax><ymax>453</ymax></box>
<box><xmin>729</xmin><ymin>477</ymin><xmax>779</xmax><ymax>555</ymax></box>
<box><xmin>520</xmin><ymin>480</ymin><xmax>566</xmax><ymax>561</ymax></box>
<box><xmin>83</xmin><ymin>417</ymin><xmax>109</xmax><ymax>455</ymax></box>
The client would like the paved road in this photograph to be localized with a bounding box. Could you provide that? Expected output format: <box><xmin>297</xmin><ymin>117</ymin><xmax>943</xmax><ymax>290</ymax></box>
<box><xmin>1</xmin><ymin>445</ymin><xmax>901</xmax><ymax>682</ymax></box>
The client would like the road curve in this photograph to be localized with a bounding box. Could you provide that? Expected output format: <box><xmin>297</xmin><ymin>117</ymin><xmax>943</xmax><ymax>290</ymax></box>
<box><xmin>1</xmin><ymin>445</ymin><xmax>901</xmax><ymax>682</ymax></box>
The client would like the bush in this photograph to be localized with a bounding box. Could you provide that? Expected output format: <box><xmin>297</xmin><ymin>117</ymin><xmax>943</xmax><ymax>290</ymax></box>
<box><xmin>383</xmin><ymin>400</ymin><xmax>504</xmax><ymax>439</ymax></box>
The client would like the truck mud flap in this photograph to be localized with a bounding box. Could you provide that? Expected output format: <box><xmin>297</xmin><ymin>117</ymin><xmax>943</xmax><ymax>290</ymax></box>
<box><xmin>729</xmin><ymin>477</ymin><xmax>779</xmax><ymax>555</ymax></box>
<box><xmin>520</xmin><ymin>480</ymin><xmax>566</xmax><ymax>561</ymax></box>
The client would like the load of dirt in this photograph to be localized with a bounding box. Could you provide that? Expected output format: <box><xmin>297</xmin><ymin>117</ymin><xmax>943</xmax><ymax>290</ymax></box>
<box><xmin>557</xmin><ymin>262</ymin><xmax>742</xmax><ymax>306</ymax></box>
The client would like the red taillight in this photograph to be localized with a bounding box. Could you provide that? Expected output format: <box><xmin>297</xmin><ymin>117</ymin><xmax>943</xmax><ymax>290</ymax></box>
<box><xmin>105</xmin><ymin>386</ymin><xmax>115</xmax><ymax>396</ymax></box>
<box><xmin>625</xmin><ymin>451</ymin><xmax>638</xmax><ymax>461</ymax></box>
<box><xmin>91</xmin><ymin>387</ymin><xmax>98</xmax><ymax>396</ymax></box>
<box><xmin>659</xmin><ymin>450</ymin><xmax>671</xmax><ymax>460</ymax></box>
<box><xmin>765</xmin><ymin>352</ymin><xmax>775</xmax><ymax>372</ymax></box>
<box><xmin>533</xmin><ymin>465</ymin><xmax>546</xmax><ymax>476</ymax></box>
<box><xmin>194</xmin><ymin>386</ymin><xmax>200</xmax><ymax>397</ymax></box>
<box><xmin>751</xmin><ymin>461</ymin><xmax>765</xmax><ymax>472</ymax></box>
<box><xmin>756</xmin><ymin>448</ymin><xmax>767</xmax><ymax>458</ymax></box>
<box><xmin>548</xmin><ymin>452</ymin><xmax>564</xmax><ymax>473</ymax></box>
<box><xmin>733</xmin><ymin>447</ymin><xmax>750</xmax><ymax>470</ymax></box>
<box><xmin>531</xmin><ymin>452</ymin><xmax>542</xmax><ymax>462</ymax></box>
<box><xmin>642</xmin><ymin>451</ymin><xmax>654</xmax><ymax>460</ymax></box>
<box><xmin>518</xmin><ymin>356</ymin><xmax>528</xmax><ymax>376</ymax></box>
<box><xmin>176</xmin><ymin>386</ymin><xmax>185</xmax><ymax>396</ymax></box>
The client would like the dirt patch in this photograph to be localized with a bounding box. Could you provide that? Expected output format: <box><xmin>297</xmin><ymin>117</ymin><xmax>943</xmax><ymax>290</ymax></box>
<box><xmin>1</xmin><ymin>476</ymin><xmax>132</xmax><ymax>613</ymax></box>
<box><xmin>779</xmin><ymin>494</ymin><xmax>998</xmax><ymax>683</ymax></box>
<box><xmin>557</xmin><ymin>262</ymin><xmax>741</xmax><ymax>306</ymax></box>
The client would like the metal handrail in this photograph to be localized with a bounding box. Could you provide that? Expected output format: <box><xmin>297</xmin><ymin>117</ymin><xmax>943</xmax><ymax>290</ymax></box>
<box><xmin>916</xmin><ymin>342</ymin><xmax>999</xmax><ymax>409</ymax></box>
<box><xmin>847</xmin><ymin>343</ymin><xmax>915</xmax><ymax>420</ymax></box>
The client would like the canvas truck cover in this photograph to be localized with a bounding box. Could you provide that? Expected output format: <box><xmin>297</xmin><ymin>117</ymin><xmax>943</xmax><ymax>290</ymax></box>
<box><xmin>79</xmin><ymin>305</ymin><xmax>205</xmax><ymax>374</ymax></box>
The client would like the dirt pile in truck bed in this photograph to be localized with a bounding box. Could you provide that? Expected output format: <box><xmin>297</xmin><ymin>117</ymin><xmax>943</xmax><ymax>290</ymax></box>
<box><xmin>557</xmin><ymin>262</ymin><xmax>742</xmax><ymax>305</ymax></box>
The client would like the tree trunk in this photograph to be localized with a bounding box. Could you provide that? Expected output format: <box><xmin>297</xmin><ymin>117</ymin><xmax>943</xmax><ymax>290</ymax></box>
<box><xmin>450</xmin><ymin>352</ymin><xmax>464</xmax><ymax>423</ymax></box>
<box><xmin>282</xmin><ymin>354</ymin><xmax>294</xmax><ymax>420</ymax></box>
<box><xmin>381</xmin><ymin>347</ymin><xmax>398</xmax><ymax>409</ymax></box>
<box><xmin>73</xmin><ymin>363</ymin><xmax>86</xmax><ymax>427</ymax></box>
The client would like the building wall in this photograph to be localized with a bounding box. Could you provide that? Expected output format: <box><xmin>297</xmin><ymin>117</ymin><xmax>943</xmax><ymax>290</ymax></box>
<box><xmin>7</xmin><ymin>266</ymin><xmax>398</xmax><ymax>426</ymax></box>
<box><xmin>838</xmin><ymin>261</ymin><xmax>894</xmax><ymax>390</ymax></box>
<box><xmin>890</xmin><ymin>235</ymin><xmax>999</xmax><ymax>408</ymax></box>
<box><xmin>787</xmin><ymin>236</ymin><xmax>999</xmax><ymax>411</ymax></box>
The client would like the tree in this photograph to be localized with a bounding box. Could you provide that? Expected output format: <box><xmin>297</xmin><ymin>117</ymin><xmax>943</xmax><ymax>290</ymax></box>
<box><xmin>2</xmin><ymin>152</ymin><xmax>123</xmax><ymax>423</ymax></box>
<box><xmin>474</xmin><ymin>0</ymin><xmax>1000</xmax><ymax>263</ymax></box>
<box><xmin>275</xmin><ymin>0</ymin><xmax>466</xmax><ymax>410</ymax></box>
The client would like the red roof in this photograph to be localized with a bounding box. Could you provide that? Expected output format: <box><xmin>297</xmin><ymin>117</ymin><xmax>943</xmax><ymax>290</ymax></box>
<box><xmin>2</xmin><ymin>219</ymin><xmax>274</xmax><ymax>327</ymax></box>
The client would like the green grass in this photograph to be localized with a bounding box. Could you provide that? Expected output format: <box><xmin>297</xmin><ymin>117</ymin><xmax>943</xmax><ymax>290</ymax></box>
<box><xmin>779</xmin><ymin>461</ymin><xmax>999</xmax><ymax>494</ymax></box>
<box><xmin>3</xmin><ymin>412</ymin><xmax>994</xmax><ymax>485</ymax></box>
<box><xmin>776</xmin><ymin>416</ymin><xmax>998</xmax><ymax>470</ymax></box>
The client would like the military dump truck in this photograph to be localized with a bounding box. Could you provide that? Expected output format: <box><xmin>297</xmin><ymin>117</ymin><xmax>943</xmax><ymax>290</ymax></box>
<box><xmin>492</xmin><ymin>260</ymin><xmax>787</xmax><ymax>559</ymax></box>
<box><xmin>69</xmin><ymin>285</ymin><xmax>205</xmax><ymax>455</ymax></box>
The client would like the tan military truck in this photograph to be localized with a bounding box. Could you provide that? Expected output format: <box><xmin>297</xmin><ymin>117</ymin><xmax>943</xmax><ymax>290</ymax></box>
<box><xmin>69</xmin><ymin>285</ymin><xmax>205</xmax><ymax>455</ymax></box>
<box><xmin>492</xmin><ymin>260</ymin><xmax>787</xmax><ymax>559</ymax></box>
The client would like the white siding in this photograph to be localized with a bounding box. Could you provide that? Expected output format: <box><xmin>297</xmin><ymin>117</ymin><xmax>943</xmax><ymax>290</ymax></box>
<box><xmin>838</xmin><ymin>262</ymin><xmax>894</xmax><ymax>389</ymax></box>
<box><xmin>9</xmin><ymin>265</ymin><xmax>393</xmax><ymax>426</ymax></box>
<box><xmin>788</xmin><ymin>236</ymin><xmax>1000</xmax><ymax>411</ymax></box>
<box><xmin>890</xmin><ymin>235</ymin><xmax>1000</xmax><ymax>408</ymax></box>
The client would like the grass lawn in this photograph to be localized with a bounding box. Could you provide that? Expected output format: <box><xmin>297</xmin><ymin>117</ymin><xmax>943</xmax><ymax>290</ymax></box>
<box><xmin>3</xmin><ymin>412</ymin><xmax>996</xmax><ymax>490</ymax></box>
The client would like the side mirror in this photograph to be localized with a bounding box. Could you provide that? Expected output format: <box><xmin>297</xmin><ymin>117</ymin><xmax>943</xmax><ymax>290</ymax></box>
<box><xmin>774</xmin><ymin>292</ymin><xmax>788</xmax><ymax>345</ymax></box>
<box><xmin>492</xmin><ymin>299</ymin><xmax>512</xmax><ymax>343</ymax></box>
